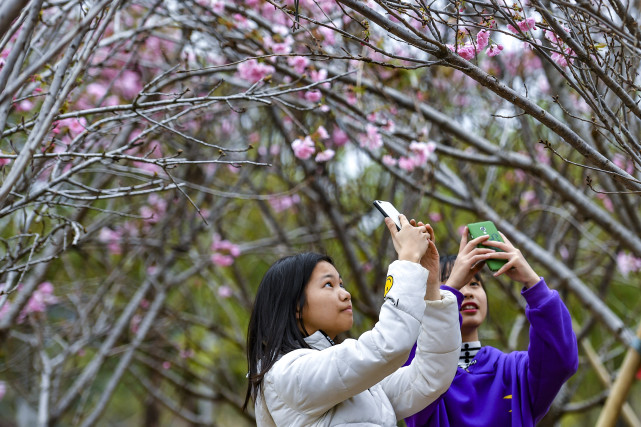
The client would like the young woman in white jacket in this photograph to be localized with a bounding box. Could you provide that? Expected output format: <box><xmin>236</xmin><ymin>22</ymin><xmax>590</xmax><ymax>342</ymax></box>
<box><xmin>243</xmin><ymin>215</ymin><xmax>461</xmax><ymax>426</ymax></box>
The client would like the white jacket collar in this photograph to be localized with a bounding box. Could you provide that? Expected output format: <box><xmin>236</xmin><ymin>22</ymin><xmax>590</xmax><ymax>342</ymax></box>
<box><xmin>304</xmin><ymin>330</ymin><xmax>333</xmax><ymax>350</ymax></box>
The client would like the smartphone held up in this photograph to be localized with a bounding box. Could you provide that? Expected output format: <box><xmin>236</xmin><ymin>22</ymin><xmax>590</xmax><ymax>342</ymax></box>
<box><xmin>373</xmin><ymin>200</ymin><xmax>402</xmax><ymax>231</ymax></box>
<box><xmin>467</xmin><ymin>221</ymin><xmax>507</xmax><ymax>272</ymax></box>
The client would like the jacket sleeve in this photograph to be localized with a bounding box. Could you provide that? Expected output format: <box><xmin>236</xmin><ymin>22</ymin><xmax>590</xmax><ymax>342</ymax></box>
<box><xmin>379</xmin><ymin>289</ymin><xmax>461</xmax><ymax>419</ymax></box>
<box><xmin>521</xmin><ymin>278</ymin><xmax>578</xmax><ymax>422</ymax></box>
<box><xmin>263</xmin><ymin>260</ymin><xmax>429</xmax><ymax>417</ymax></box>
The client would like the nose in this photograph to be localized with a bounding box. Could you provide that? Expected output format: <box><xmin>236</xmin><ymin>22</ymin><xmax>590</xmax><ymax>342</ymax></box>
<box><xmin>339</xmin><ymin>287</ymin><xmax>351</xmax><ymax>301</ymax></box>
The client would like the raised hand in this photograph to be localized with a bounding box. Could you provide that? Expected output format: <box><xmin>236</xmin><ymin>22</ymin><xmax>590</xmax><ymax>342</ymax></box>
<box><xmin>444</xmin><ymin>226</ymin><xmax>496</xmax><ymax>291</ymax></box>
<box><xmin>410</xmin><ymin>219</ymin><xmax>439</xmax><ymax>286</ymax></box>
<box><xmin>482</xmin><ymin>233</ymin><xmax>540</xmax><ymax>288</ymax></box>
<box><xmin>385</xmin><ymin>214</ymin><xmax>429</xmax><ymax>264</ymax></box>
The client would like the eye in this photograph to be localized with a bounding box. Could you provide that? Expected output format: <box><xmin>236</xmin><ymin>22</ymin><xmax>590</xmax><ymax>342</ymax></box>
<box><xmin>470</xmin><ymin>281</ymin><xmax>480</xmax><ymax>287</ymax></box>
<box><xmin>340</xmin><ymin>282</ymin><xmax>346</xmax><ymax>289</ymax></box>
<box><xmin>324</xmin><ymin>282</ymin><xmax>333</xmax><ymax>288</ymax></box>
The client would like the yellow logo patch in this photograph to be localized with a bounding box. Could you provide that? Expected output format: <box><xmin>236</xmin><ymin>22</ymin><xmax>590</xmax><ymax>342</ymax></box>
<box><xmin>384</xmin><ymin>275</ymin><xmax>394</xmax><ymax>296</ymax></box>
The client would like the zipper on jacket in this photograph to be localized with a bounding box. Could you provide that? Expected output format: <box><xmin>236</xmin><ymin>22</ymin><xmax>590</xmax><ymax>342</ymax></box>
<box><xmin>463</xmin><ymin>359</ymin><xmax>477</xmax><ymax>372</ymax></box>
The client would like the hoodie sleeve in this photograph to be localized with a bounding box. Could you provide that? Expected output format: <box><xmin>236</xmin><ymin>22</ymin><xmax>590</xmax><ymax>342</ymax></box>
<box><xmin>521</xmin><ymin>278</ymin><xmax>578</xmax><ymax>422</ymax></box>
<box><xmin>379</xmin><ymin>289</ymin><xmax>461</xmax><ymax>419</ymax></box>
<box><xmin>263</xmin><ymin>260</ymin><xmax>428</xmax><ymax>417</ymax></box>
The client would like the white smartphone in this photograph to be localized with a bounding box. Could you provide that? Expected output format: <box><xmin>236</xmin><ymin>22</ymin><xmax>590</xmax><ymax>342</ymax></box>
<box><xmin>373</xmin><ymin>200</ymin><xmax>402</xmax><ymax>231</ymax></box>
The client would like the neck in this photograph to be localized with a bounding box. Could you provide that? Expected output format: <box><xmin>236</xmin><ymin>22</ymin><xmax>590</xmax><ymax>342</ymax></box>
<box><xmin>461</xmin><ymin>327</ymin><xmax>479</xmax><ymax>343</ymax></box>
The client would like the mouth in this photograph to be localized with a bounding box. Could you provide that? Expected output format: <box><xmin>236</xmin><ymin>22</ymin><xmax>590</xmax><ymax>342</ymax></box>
<box><xmin>460</xmin><ymin>302</ymin><xmax>478</xmax><ymax>313</ymax></box>
<box><xmin>342</xmin><ymin>305</ymin><xmax>353</xmax><ymax>313</ymax></box>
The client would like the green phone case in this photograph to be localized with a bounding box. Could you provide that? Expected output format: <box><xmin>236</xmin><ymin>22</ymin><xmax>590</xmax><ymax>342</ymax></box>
<box><xmin>467</xmin><ymin>221</ymin><xmax>507</xmax><ymax>272</ymax></box>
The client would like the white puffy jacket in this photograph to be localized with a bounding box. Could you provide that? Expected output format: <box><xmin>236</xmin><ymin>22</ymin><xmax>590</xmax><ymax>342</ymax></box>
<box><xmin>254</xmin><ymin>260</ymin><xmax>461</xmax><ymax>426</ymax></box>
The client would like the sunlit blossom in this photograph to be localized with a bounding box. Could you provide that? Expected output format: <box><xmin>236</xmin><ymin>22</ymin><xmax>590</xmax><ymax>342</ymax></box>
<box><xmin>292</xmin><ymin>136</ymin><xmax>316</xmax><ymax>159</ymax></box>
<box><xmin>359</xmin><ymin>124</ymin><xmax>383</xmax><ymax>150</ymax></box>
<box><xmin>382</xmin><ymin>155</ymin><xmax>397</xmax><ymax>167</ymax></box>
<box><xmin>237</xmin><ymin>59</ymin><xmax>275</xmax><ymax>83</ymax></box>
<box><xmin>315</xmin><ymin>149</ymin><xmax>335</xmax><ymax>162</ymax></box>
<box><xmin>616</xmin><ymin>252</ymin><xmax>641</xmax><ymax>277</ymax></box>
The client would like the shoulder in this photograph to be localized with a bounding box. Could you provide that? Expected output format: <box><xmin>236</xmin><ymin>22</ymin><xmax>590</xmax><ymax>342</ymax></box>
<box><xmin>266</xmin><ymin>348</ymin><xmax>318</xmax><ymax>380</ymax></box>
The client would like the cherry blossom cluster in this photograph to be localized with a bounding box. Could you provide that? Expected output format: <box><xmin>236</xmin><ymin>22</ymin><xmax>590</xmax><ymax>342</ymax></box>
<box><xmin>210</xmin><ymin>234</ymin><xmax>241</xmax><ymax>267</ymax></box>
<box><xmin>291</xmin><ymin>125</ymin><xmax>336</xmax><ymax>162</ymax></box>
<box><xmin>616</xmin><ymin>252</ymin><xmax>641</xmax><ymax>278</ymax></box>
<box><xmin>0</xmin><ymin>282</ymin><xmax>58</xmax><ymax>324</ymax></box>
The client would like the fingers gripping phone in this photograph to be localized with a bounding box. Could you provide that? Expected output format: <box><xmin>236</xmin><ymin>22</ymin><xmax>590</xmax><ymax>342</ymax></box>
<box><xmin>467</xmin><ymin>221</ymin><xmax>507</xmax><ymax>272</ymax></box>
<box><xmin>373</xmin><ymin>200</ymin><xmax>402</xmax><ymax>231</ymax></box>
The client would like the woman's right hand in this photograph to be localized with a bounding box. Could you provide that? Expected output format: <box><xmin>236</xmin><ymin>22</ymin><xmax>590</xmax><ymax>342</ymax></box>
<box><xmin>385</xmin><ymin>214</ymin><xmax>429</xmax><ymax>264</ymax></box>
<box><xmin>444</xmin><ymin>226</ymin><xmax>495</xmax><ymax>290</ymax></box>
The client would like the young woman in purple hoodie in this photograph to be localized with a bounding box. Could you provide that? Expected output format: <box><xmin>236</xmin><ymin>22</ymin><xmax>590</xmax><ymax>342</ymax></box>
<box><xmin>404</xmin><ymin>226</ymin><xmax>578</xmax><ymax>427</ymax></box>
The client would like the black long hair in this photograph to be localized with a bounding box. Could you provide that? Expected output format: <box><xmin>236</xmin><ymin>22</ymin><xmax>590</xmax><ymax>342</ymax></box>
<box><xmin>243</xmin><ymin>252</ymin><xmax>334</xmax><ymax>411</ymax></box>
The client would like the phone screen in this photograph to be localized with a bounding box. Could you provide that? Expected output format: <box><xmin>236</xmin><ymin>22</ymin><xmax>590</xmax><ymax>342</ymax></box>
<box><xmin>373</xmin><ymin>200</ymin><xmax>402</xmax><ymax>230</ymax></box>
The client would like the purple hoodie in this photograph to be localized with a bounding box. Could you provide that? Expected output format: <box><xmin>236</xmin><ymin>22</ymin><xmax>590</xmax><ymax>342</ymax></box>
<box><xmin>404</xmin><ymin>278</ymin><xmax>578</xmax><ymax>427</ymax></box>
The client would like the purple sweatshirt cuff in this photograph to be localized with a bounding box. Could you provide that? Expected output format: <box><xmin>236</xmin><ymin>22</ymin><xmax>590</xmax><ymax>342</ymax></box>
<box><xmin>521</xmin><ymin>277</ymin><xmax>552</xmax><ymax>307</ymax></box>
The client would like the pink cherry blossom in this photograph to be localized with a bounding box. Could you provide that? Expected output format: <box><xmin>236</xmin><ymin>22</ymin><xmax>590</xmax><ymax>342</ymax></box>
<box><xmin>0</xmin><ymin>156</ymin><xmax>11</xmax><ymax>167</ymax></box>
<box><xmin>409</xmin><ymin>141</ymin><xmax>436</xmax><ymax>165</ymax></box>
<box><xmin>304</xmin><ymin>90</ymin><xmax>322</xmax><ymax>103</ymax></box>
<box><xmin>287</xmin><ymin>55</ymin><xmax>309</xmax><ymax>74</ymax></box>
<box><xmin>115</xmin><ymin>70</ymin><xmax>143</xmax><ymax>99</ymax></box>
<box><xmin>332</xmin><ymin>127</ymin><xmax>349</xmax><ymax>146</ymax></box>
<box><xmin>309</xmin><ymin>68</ymin><xmax>328</xmax><ymax>84</ymax></box>
<box><xmin>559</xmin><ymin>245</ymin><xmax>569</xmax><ymax>260</ymax></box>
<box><xmin>597</xmin><ymin>193</ymin><xmax>614</xmax><ymax>212</ymax></box>
<box><xmin>53</xmin><ymin>118</ymin><xmax>88</xmax><ymax>137</ymax></box>
<box><xmin>265</xmin><ymin>35</ymin><xmax>293</xmax><ymax>55</ymax></box>
<box><xmin>197</xmin><ymin>0</ymin><xmax>225</xmax><ymax>13</ymax></box>
<box><xmin>429</xmin><ymin>212</ymin><xmax>442</xmax><ymax>222</ymax></box>
<box><xmin>517</xmin><ymin>18</ymin><xmax>537</xmax><ymax>32</ymax></box>
<box><xmin>218</xmin><ymin>286</ymin><xmax>233</xmax><ymax>298</ymax></box>
<box><xmin>268</xmin><ymin>194</ymin><xmax>301</xmax><ymax>212</ymax></box>
<box><xmin>210</xmin><ymin>234</ymin><xmax>241</xmax><ymax>267</ymax></box>
<box><xmin>612</xmin><ymin>153</ymin><xmax>635</xmax><ymax>174</ymax></box>
<box><xmin>211</xmin><ymin>253</ymin><xmax>234</xmax><ymax>267</ymax></box>
<box><xmin>315</xmin><ymin>125</ymin><xmax>329</xmax><ymax>140</ymax></box>
<box><xmin>545</xmin><ymin>26</ymin><xmax>569</xmax><ymax>44</ymax></box>
<box><xmin>486</xmin><ymin>44</ymin><xmax>504</xmax><ymax>57</ymax></box>
<box><xmin>211</xmin><ymin>234</ymin><xmax>241</xmax><ymax>257</ymax></box>
<box><xmin>398</xmin><ymin>156</ymin><xmax>416</xmax><ymax>172</ymax></box>
<box><xmin>237</xmin><ymin>59</ymin><xmax>275</xmax><ymax>83</ymax></box>
<box><xmin>0</xmin><ymin>299</ymin><xmax>11</xmax><ymax>320</ymax></box>
<box><xmin>519</xmin><ymin>190</ymin><xmax>537</xmax><ymax>208</ymax></box>
<box><xmin>382</xmin><ymin>155</ymin><xmax>397</xmax><ymax>166</ymax></box>
<box><xmin>18</xmin><ymin>282</ymin><xmax>59</xmax><ymax>323</ymax></box>
<box><xmin>86</xmin><ymin>82</ymin><xmax>108</xmax><ymax>100</ymax></box>
<box><xmin>545</xmin><ymin>30</ymin><xmax>561</xmax><ymax>44</ymax></box>
<box><xmin>551</xmin><ymin>48</ymin><xmax>575</xmax><ymax>67</ymax></box>
<box><xmin>98</xmin><ymin>227</ymin><xmax>122</xmax><ymax>255</ymax></box>
<box><xmin>616</xmin><ymin>252</ymin><xmax>641</xmax><ymax>277</ymax></box>
<box><xmin>476</xmin><ymin>30</ymin><xmax>490</xmax><ymax>51</ymax></box>
<box><xmin>130</xmin><ymin>314</ymin><xmax>142</xmax><ymax>334</ymax></box>
<box><xmin>315</xmin><ymin>149</ymin><xmax>335</xmax><ymax>162</ymax></box>
<box><xmin>292</xmin><ymin>136</ymin><xmax>316</xmax><ymax>159</ymax></box>
<box><xmin>15</xmin><ymin>99</ymin><xmax>34</xmax><ymax>112</ymax></box>
<box><xmin>359</xmin><ymin>124</ymin><xmax>383</xmax><ymax>150</ymax></box>
<box><xmin>162</xmin><ymin>361</ymin><xmax>171</xmax><ymax>370</ymax></box>
<box><xmin>449</xmin><ymin>43</ymin><xmax>476</xmax><ymax>60</ymax></box>
<box><xmin>318</xmin><ymin>26</ymin><xmax>337</xmax><ymax>45</ymax></box>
